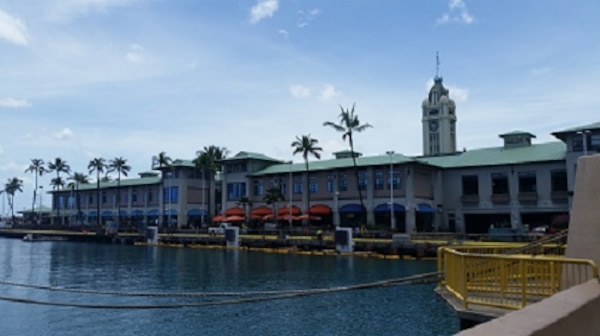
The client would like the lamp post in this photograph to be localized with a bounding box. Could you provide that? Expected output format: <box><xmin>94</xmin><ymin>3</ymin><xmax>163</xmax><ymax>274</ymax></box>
<box><xmin>386</xmin><ymin>151</ymin><xmax>396</xmax><ymax>230</ymax></box>
<box><xmin>288</xmin><ymin>161</ymin><xmax>293</xmax><ymax>227</ymax></box>
<box><xmin>577</xmin><ymin>130</ymin><xmax>591</xmax><ymax>156</ymax></box>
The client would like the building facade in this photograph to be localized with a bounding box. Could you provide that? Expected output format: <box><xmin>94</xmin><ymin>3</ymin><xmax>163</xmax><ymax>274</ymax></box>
<box><xmin>49</xmin><ymin>80</ymin><xmax>600</xmax><ymax>234</ymax></box>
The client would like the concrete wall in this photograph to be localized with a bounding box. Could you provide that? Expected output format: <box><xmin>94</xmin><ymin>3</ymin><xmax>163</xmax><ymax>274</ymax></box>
<box><xmin>456</xmin><ymin>279</ymin><xmax>600</xmax><ymax>336</ymax></box>
<box><xmin>565</xmin><ymin>154</ymin><xmax>600</xmax><ymax>268</ymax></box>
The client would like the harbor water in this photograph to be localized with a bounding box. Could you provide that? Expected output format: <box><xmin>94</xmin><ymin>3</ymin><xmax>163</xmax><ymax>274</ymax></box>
<box><xmin>0</xmin><ymin>238</ymin><xmax>458</xmax><ymax>336</ymax></box>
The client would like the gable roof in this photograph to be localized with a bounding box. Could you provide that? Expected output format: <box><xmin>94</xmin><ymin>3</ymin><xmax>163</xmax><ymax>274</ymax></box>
<box><xmin>221</xmin><ymin>151</ymin><xmax>282</xmax><ymax>162</ymax></box>
<box><xmin>252</xmin><ymin>153</ymin><xmax>415</xmax><ymax>176</ymax></box>
<box><xmin>418</xmin><ymin>142</ymin><xmax>566</xmax><ymax>169</ymax></box>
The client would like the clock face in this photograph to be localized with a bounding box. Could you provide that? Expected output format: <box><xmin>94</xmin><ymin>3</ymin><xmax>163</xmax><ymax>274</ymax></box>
<box><xmin>429</xmin><ymin>120</ymin><xmax>439</xmax><ymax>132</ymax></box>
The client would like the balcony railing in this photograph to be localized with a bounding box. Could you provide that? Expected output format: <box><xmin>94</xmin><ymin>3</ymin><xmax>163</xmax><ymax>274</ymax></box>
<box><xmin>491</xmin><ymin>193</ymin><xmax>510</xmax><ymax>204</ymax></box>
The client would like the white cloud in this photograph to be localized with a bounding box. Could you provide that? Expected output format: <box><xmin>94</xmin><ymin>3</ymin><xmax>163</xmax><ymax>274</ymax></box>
<box><xmin>289</xmin><ymin>84</ymin><xmax>311</xmax><ymax>98</ymax></box>
<box><xmin>437</xmin><ymin>0</ymin><xmax>475</xmax><ymax>25</ymax></box>
<box><xmin>277</xmin><ymin>29</ymin><xmax>288</xmax><ymax>38</ymax></box>
<box><xmin>319</xmin><ymin>84</ymin><xmax>340</xmax><ymax>101</ymax></box>
<box><xmin>45</xmin><ymin>0</ymin><xmax>139</xmax><ymax>22</ymax></box>
<box><xmin>0</xmin><ymin>10</ymin><xmax>28</xmax><ymax>46</ymax></box>
<box><xmin>125</xmin><ymin>43</ymin><xmax>145</xmax><ymax>64</ymax></box>
<box><xmin>448</xmin><ymin>86</ymin><xmax>469</xmax><ymax>102</ymax></box>
<box><xmin>297</xmin><ymin>8</ymin><xmax>321</xmax><ymax>28</ymax></box>
<box><xmin>0</xmin><ymin>97</ymin><xmax>31</xmax><ymax>108</ymax></box>
<box><xmin>249</xmin><ymin>0</ymin><xmax>278</xmax><ymax>24</ymax></box>
<box><xmin>52</xmin><ymin>128</ymin><xmax>75</xmax><ymax>141</ymax></box>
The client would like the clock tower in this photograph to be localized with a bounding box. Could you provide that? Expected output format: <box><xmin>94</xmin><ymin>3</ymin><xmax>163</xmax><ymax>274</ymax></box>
<box><xmin>422</xmin><ymin>74</ymin><xmax>457</xmax><ymax>156</ymax></box>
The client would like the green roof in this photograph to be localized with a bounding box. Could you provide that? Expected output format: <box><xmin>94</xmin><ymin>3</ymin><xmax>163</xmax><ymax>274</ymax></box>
<box><xmin>252</xmin><ymin>153</ymin><xmax>414</xmax><ymax>176</ymax></box>
<box><xmin>221</xmin><ymin>151</ymin><xmax>282</xmax><ymax>162</ymax></box>
<box><xmin>499</xmin><ymin>130</ymin><xmax>536</xmax><ymax>138</ymax></box>
<box><xmin>53</xmin><ymin>176</ymin><xmax>162</xmax><ymax>192</ymax></box>
<box><xmin>551</xmin><ymin>121</ymin><xmax>600</xmax><ymax>136</ymax></box>
<box><xmin>418</xmin><ymin>142</ymin><xmax>566</xmax><ymax>169</ymax></box>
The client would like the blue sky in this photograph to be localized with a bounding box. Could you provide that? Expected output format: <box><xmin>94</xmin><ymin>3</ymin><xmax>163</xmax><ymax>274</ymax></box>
<box><xmin>1</xmin><ymin>0</ymin><xmax>599</xmax><ymax>214</ymax></box>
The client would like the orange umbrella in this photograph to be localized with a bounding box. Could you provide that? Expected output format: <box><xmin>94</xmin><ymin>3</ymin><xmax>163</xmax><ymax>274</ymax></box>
<box><xmin>225</xmin><ymin>215</ymin><xmax>245</xmax><ymax>221</ymax></box>
<box><xmin>212</xmin><ymin>215</ymin><xmax>226</xmax><ymax>222</ymax></box>
<box><xmin>296</xmin><ymin>214</ymin><xmax>322</xmax><ymax>221</ymax></box>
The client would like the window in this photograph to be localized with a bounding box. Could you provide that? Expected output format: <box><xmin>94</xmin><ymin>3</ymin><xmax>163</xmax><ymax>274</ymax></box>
<box><xmin>132</xmin><ymin>192</ymin><xmax>138</xmax><ymax>203</ymax></box>
<box><xmin>309</xmin><ymin>176</ymin><xmax>318</xmax><ymax>193</ymax></box>
<box><xmin>387</xmin><ymin>169</ymin><xmax>400</xmax><ymax>189</ymax></box>
<box><xmin>253</xmin><ymin>179</ymin><xmax>264</xmax><ymax>196</ymax></box>
<box><xmin>227</xmin><ymin>182</ymin><xmax>246</xmax><ymax>200</ymax></box>
<box><xmin>338</xmin><ymin>174</ymin><xmax>348</xmax><ymax>192</ymax></box>
<box><xmin>491</xmin><ymin>173</ymin><xmax>509</xmax><ymax>195</ymax></box>
<box><xmin>374</xmin><ymin>171</ymin><xmax>384</xmax><ymax>190</ymax></box>
<box><xmin>551</xmin><ymin>170</ymin><xmax>568</xmax><ymax>192</ymax></box>
<box><xmin>122</xmin><ymin>192</ymin><xmax>129</xmax><ymax>203</ymax></box>
<box><xmin>170</xmin><ymin>186</ymin><xmax>179</xmax><ymax>203</ymax></box>
<box><xmin>102</xmin><ymin>191</ymin><xmax>107</xmax><ymax>204</ymax></box>
<box><xmin>462</xmin><ymin>175</ymin><xmax>479</xmax><ymax>195</ymax></box>
<box><xmin>225</xmin><ymin>163</ymin><xmax>248</xmax><ymax>173</ymax></box>
<box><xmin>326</xmin><ymin>175</ymin><xmax>335</xmax><ymax>192</ymax></box>
<box><xmin>591</xmin><ymin>134</ymin><xmax>600</xmax><ymax>152</ymax></box>
<box><xmin>293</xmin><ymin>176</ymin><xmax>303</xmax><ymax>194</ymax></box>
<box><xmin>147</xmin><ymin>190</ymin><xmax>153</xmax><ymax>202</ymax></box>
<box><xmin>280</xmin><ymin>181</ymin><xmax>287</xmax><ymax>195</ymax></box>
<box><xmin>358</xmin><ymin>170</ymin><xmax>367</xmax><ymax>191</ymax></box>
<box><xmin>518</xmin><ymin>171</ymin><xmax>537</xmax><ymax>193</ymax></box>
<box><xmin>88</xmin><ymin>195</ymin><xmax>94</xmax><ymax>205</ymax></box>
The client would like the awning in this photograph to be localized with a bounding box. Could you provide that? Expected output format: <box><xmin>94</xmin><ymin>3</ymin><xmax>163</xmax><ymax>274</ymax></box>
<box><xmin>250</xmin><ymin>206</ymin><xmax>272</xmax><ymax>216</ymax></box>
<box><xmin>131</xmin><ymin>210</ymin><xmax>144</xmax><ymax>217</ymax></box>
<box><xmin>164</xmin><ymin>209</ymin><xmax>177</xmax><ymax>216</ymax></box>
<box><xmin>416</xmin><ymin>203</ymin><xmax>436</xmax><ymax>213</ymax></box>
<box><xmin>309</xmin><ymin>204</ymin><xmax>332</xmax><ymax>215</ymax></box>
<box><xmin>277</xmin><ymin>205</ymin><xmax>301</xmax><ymax>215</ymax></box>
<box><xmin>224</xmin><ymin>207</ymin><xmax>244</xmax><ymax>216</ymax></box>
<box><xmin>374</xmin><ymin>203</ymin><xmax>405</xmax><ymax>213</ymax></box>
<box><xmin>188</xmin><ymin>208</ymin><xmax>208</xmax><ymax>216</ymax></box>
<box><xmin>118</xmin><ymin>210</ymin><xmax>128</xmax><ymax>217</ymax></box>
<box><xmin>87</xmin><ymin>211</ymin><xmax>97</xmax><ymax>217</ymax></box>
<box><xmin>101</xmin><ymin>210</ymin><xmax>113</xmax><ymax>218</ymax></box>
<box><xmin>147</xmin><ymin>209</ymin><xmax>160</xmax><ymax>216</ymax></box>
<box><xmin>339</xmin><ymin>204</ymin><xmax>364</xmax><ymax>213</ymax></box>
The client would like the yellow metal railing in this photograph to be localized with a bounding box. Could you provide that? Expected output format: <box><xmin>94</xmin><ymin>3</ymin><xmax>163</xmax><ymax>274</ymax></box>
<box><xmin>438</xmin><ymin>247</ymin><xmax>598</xmax><ymax>310</ymax></box>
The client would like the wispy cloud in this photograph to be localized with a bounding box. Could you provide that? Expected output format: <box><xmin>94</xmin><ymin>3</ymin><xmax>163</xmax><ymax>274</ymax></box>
<box><xmin>437</xmin><ymin>0</ymin><xmax>475</xmax><ymax>25</ymax></box>
<box><xmin>319</xmin><ymin>84</ymin><xmax>340</xmax><ymax>101</ymax></box>
<box><xmin>289</xmin><ymin>84</ymin><xmax>311</xmax><ymax>98</ymax></box>
<box><xmin>0</xmin><ymin>10</ymin><xmax>28</xmax><ymax>46</ymax></box>
<box><xmin>448</xmin><ymin>86</ymin><xmax>469</xmax><ymax>102</ymax></box>
<box><xmin>52</xmin><ymin>127</ymin><xmax>75</xmax><ymax>141</ymax></box>
<box><xmin>44</xmin><ymin>0</ymin><xmax>139</xmax><ymax>22</ymax></box>
<box><xmin>297</xmin><ymin>8</ymin><xmax>321</xmax><ymax>28</ymax></box>
<box><xmin>0</xmin><ymin>97</ymin><xmax>31</xmax><ymax>108</ymax></box>
<box><xmin>249</xmin><ymin>0</ymin><xmax>278</xmax><ymax>24</ymax></box>
<box><xmin>125</xmin><ymin>43</ymin><xmax>145</xmax><ymax>64</ymax></box>
<box><xmin>277</xmin><ymin>29</ymin><xmax>288</xmax><ymax>38</ymax></box>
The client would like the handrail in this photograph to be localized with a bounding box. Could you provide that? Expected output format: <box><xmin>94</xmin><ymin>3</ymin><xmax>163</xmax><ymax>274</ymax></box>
<box><xmin>438</xmin><ymin>246</ymin><xmax>598</xmax><ymax>311</ymax></box>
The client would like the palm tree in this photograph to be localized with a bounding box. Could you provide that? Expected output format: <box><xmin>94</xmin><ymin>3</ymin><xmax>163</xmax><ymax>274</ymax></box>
<box><xmin>47</xmin><ymin>157</ymin><xmax>71</xmax><ymax>224</ymax></box>
<box><xmin>68</xmin><ymin>172</ymin><xmax>90</xmax><ymax>225</ymax></box>
<box><xmin>108</xmin><ymin>157</ymin><xmax>131</xmax><ymax>226</ymax></box>
<box><xmin>193</xmin><ymin>145</ymin><xmax>229</xmax><ymax>224</ymax></box>
<box><xmin>291</xmin><ymin>134</ymin><xmax>322</xmax><ymax>225</ymax></box>
<box><xmin>24</xmin><ymin>158</ymin><xmax>46</xmax><ymax>222</ymax></box>
<box><xmin>88</xmin><ymin>158</ymin><xmax>107</xmax><ymax>227</ymax></box>
<box><xmin>4</xmin><ymin>177</ymin><xmax>23</xmax><ymax>223</ymax></box>
<box><xmin>155</xmin><ymin>151</ymin><xmax>172</xmax><ymax>227</ymax></box>
<box><xmin>263</xmin><ymin>185</ymin><xmax>285</xmax><ymax>227</ymax></box>
<box><xmin>323</xmin><ymin>104</ymin><xmax>372</xmax><ymax>224</ymax></box>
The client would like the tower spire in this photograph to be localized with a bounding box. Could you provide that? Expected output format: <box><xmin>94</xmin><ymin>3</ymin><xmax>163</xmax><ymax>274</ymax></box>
<box><xmin>435</xmin><ymin>51</ymin><xmax>440</xmax><ymax>79</ymax></box>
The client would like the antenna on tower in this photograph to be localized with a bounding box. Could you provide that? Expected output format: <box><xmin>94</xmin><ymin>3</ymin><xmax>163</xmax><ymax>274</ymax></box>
<box><xmin>435</xmin><ymin>51</ymin><xmax>440</xmax><ymax>79</ymax></box>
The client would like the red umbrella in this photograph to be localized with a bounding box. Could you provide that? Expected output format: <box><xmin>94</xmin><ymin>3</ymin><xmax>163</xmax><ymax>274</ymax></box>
<box><xmin>212</xmin><ymin>215</ymin><xmax>226</xmax><ymax>222</ymax></box>
<box><xmin>225</xmin><ymin>215</ymin><xmax>245</xmax><ymax>222</ymax></box>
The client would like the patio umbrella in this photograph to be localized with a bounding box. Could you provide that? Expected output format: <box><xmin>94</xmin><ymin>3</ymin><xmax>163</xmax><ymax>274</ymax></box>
<box><xmin>225</xmin><ymin>215</ymin><xmax>245</xmax><ymax>221</ymax></box>
<box><xmin>212</xmin><ymin>215</ymin><xmax>226</xmax><ymax>222</ymax></box>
